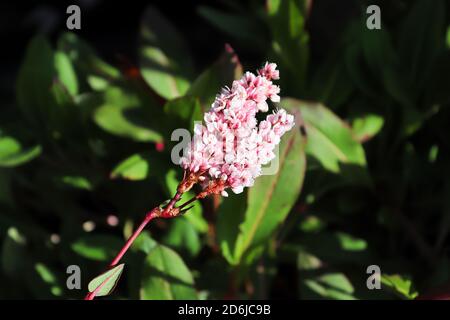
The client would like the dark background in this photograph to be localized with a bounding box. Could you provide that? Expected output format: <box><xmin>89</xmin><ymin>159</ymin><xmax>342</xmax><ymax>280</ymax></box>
<box><xmin>1</xmin><ymin>0</ymin><xmax>449</xmax><ymax>300</ymax></box>
<box><xmin>0</xmin><ymin>0</ymin><xmax>365</xmax><ymax>101</ymax></box>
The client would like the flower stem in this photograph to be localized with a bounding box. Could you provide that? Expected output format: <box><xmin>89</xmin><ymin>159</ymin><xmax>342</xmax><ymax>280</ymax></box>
<box><xmin>109</xmin><ymin>209</ymin><xmax>159</xmax><ymax>268</ymax></box>
<box><xmin>178</xmin><ymin>195</ymin><xmax>199</xmax><ymax>211</ymax></box>
<box><xmin>84</xmin><ymin>191</ymin><xmax>183</xmax><ymax>300</ymax></box>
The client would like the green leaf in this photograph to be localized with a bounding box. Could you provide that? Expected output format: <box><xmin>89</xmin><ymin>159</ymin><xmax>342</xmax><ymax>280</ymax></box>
<box><xmin>0</xmin><ymin>136</ymin><xmax>41</xmax><ymax>167</ymax></box>
<box><xmin>218</xmin><ymin>107</ymin><xmax>306</xmax><ymax>265</ymax></box>
<box><xmin>139</xmin><ymin>6</ymin><xmax>194</xmax><ymax>99</ymax></box>
<box><xmin>1</xmin><ymin>227</ymin><xmax>29</xmax><ymax>278</ymax></box>
<box><xmin>71</xmin><ymin>235</ymin><xmax>123</xmax><ymax>261</ymax></box>
<box><xmin>216</xmin><ymin>191</ymin><xmax>247</xmax><ymax>264</ymax></box>
<box><xmin>361</xmin><ymin>23</ymin><xmax>396</xmax><ymax>75</ymax></box>
<box><xmin>16</xmin><ymin>35</ymin><xmax>81</xmax><ymax>136</ymax></box>
<box><xmin>197</xmin><ymin>6</ymin><xmax>265</xmax><ymax>49</ymax></box>
<box><xmin>310</xmin><ymin>52</ymin><xmax>353</xmax><ymax>108</ymax></box>
<box><xmin>58</xmin><ymin>32</ymin><xmax>120</xmax><ymax>91</ymax></box>
<box><xmin>111</xmin><ymin>154</ymin><xmax>150</xmax><ymax>181</ymax></box>
<box><xmin>344</xmin><ymin>43</ymin><xmax>378</xmax><ymax>98</ymax></box>
<box><xmin>351</xmin><ymin>114</ymin><xmax>384</xmax><ymax>142</ymax></box>
<box><xmin>33</xmin><ymin>263</ymin><xmax>63</xmax><ymax>297</ymax></box>
<box><xmin>283</xmin><ymin>99</ymin><xmax>366</xmax><ymax>173</ymax></box>
<box><xmin>447</xmin><ymin>25</ymin><xmax>450</xmax><ymax>49</ymax></box>
<box><xmin>359</xmin><ymin>25</ymin><xmax>415</xmax><ymax>108</ymax></box>
<box><xmin>299</xmin><ymin>215</ymin><xmax>325</xmax><ymax>233</ymax></box>
<box><xmin>381</xmin><ymin>274</ymin><xmax>418</xmax><ymax>300</ymax></box>
<box><xmin>16</xmin><ymin>35</ymin><xmax>54</xmax><ymax>126</ymax></box>
<box><xmin>399</xmin><ymin>0</ymin><xmax>445</xmax><ymax>90</ymax></box>
<box><xmin>299</xmin><ymin>231</ymin><xmax>372</xmax><ymax>266</ymax></box>
<box><xmin>54</xmin><ymin>51</ymin><xmax>78</xmax><ymax>96</ymax></box>
<box><xmin>296</xmin><ymin>248</ymin><xmax>323</xmax><ymax>271</ymax></box>
<box><xmin>93</xmin><ymin>87</ymin><xmax>163</xmax><ymax>142</ymax></box>
<box><xmin>302</xmin><ymin>272</ymin><xmax>356</xmax><ymax>300</ymax></box>
<box><xmin>140</xmin><ymin>243</ymin><xmax>197</xmax><ymax>299</ymax></box>
<box><xmin>132</xmin><ymin>231</ymin><xmax>158</xmax><ymax>255</ymax></box>
<box><xmin>55</xmin><ymin>175</ymin><xmax>93</xmax><ymax>190</ymax></box>
<box><xmin>267</xmin><ymin>0</ymin><xmax>309</xmax><ymax>92</ymax></box>
<box><xmin>88</xmin><ymin>263</ymin><xmax>125</xmax><ymax>297</ymax></box>
<box><xmin>162</xmin><ymin>219</ymin><xmax>201</xmax><ymax>257</ymax></box>
<box><xmin>335</xmin><ymin>232</ymin><xmax>367</xmax><ymax>251</ymax></box>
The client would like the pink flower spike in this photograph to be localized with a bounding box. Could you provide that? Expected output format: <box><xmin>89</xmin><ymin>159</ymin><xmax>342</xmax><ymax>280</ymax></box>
<box><xmin>180</xmin><ymin>62</ymin><xmax>294</xmax><ymax>196</ymax></box>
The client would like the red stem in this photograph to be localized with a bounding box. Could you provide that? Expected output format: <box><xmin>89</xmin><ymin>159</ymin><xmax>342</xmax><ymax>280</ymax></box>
<box><xmin>84</xmin><ymin>191</ymin><xmax>183</xmax><ymax>300</ymax></box>
<box><xmin>109</xmin><ymin>209</ymin><xmax>158</xmax><ymax>267</ymax></box>
<box><xmin>163</xmin><ymin>192</ymin><xmax>182</xmax><ymax>215</ymax></box>
<box><xmin>84</xmin><ymin>209</ymin><xmax>158</xmax><ymax>300</ymax></box>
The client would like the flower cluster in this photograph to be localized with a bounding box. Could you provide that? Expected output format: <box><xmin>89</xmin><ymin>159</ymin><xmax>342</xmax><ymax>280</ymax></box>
<box><xmin>180</xmin><ymin>62</ymin><xmax>295</xmax><ymax>196</ymax></box>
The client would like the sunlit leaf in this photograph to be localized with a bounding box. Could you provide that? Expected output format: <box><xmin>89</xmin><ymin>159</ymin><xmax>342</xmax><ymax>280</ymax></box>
<box><xmin>88</xmin><ymin>264</ymin><xmax>125</xmax><ymax>297</ymax></box>
<box><xmin>54</xmin><ymin>51</ymin><xmax>78</xmax><ymax>96</ymax></box>
<box><xmin>58</xmin><ymin>32</ymin><xmax>120</xmax><ymax>91</ymax></box>
<box><xmin>283</xmin><ymin>99</ymin><xmax>366</xmax><ymax>173</ymax></box>
<box><xmin>139</xmin><ymin>6</ymin><xmax>194</xmax><ymax>99</ymax></box>
<box><xmin>0</xmin><ymin>136</ymin><xmax>41</xmax><ymax>167</ymax></box>
<box><xmin>381</xmin><ymin>274</ymin><xmax>418</xmax><ymax>300</ymax></box>
<box><xmin>72</xmin><ymin>235</ymin><xmax>123</xmax><ymax>261</ymax></box>
<box><xmin>336</xmin><ymin>232</ymin><xmax>367</xmax><ymax>251</ymax></box>
<box><xmin>58</xmin><ymin>176</ymin><xmax>92</xmax><ymax>190</ymax></box>
<box><xmin>93</xmin><ymin>87</ymin><xmax>163</xmax><ymax>142</ymax></box>
<box><xmin>302</xmin><ymin>273</ymin><xmax>356</xmax><ymax>300</ymax></box>
<box><xmin>33</xmin><ymin>263</ymin><xmax>63</xmax><ymax>297</ymax></box>
<box><xmin>111</xmin><ymin>154</ymin><xmax>150</xmax><ymax>181</ymax></box>
<box><xmin>351</xmin><ymin>114</ymin><xmax>384</xmax><ymax>142</ymax></box>
<box><xmin>140</xmin><ymin>243</ymin><xmax>197</xmax><ymax>299</ymax></box>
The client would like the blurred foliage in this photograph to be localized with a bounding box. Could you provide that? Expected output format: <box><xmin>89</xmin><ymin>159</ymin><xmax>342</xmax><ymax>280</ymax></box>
<box><xmin>0</xmin><ymin>0</ymin><xmax>449</xmax><ymax>299</ymax></box>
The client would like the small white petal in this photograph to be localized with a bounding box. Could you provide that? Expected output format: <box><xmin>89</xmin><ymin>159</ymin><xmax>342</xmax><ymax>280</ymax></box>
<box><xmin>232</xmin><ymin>186</ymin><xmax>244</xmax><ymax>194</ymax></box>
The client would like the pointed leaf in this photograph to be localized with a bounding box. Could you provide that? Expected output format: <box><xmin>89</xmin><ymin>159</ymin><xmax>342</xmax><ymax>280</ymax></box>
<box><xmin>88</xmin><ymin>263</ymin><xmax>125</xmax><ymax>297</ymax></box>
<box><xmin>0</xmin><ymin>136</ymin><xmax>41</xmax><ymax>167</ymax></box>
<box><xmin>283</xmin><ymin>99</ymin><xmax>366</xmax><ymax>173</ymax></box>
